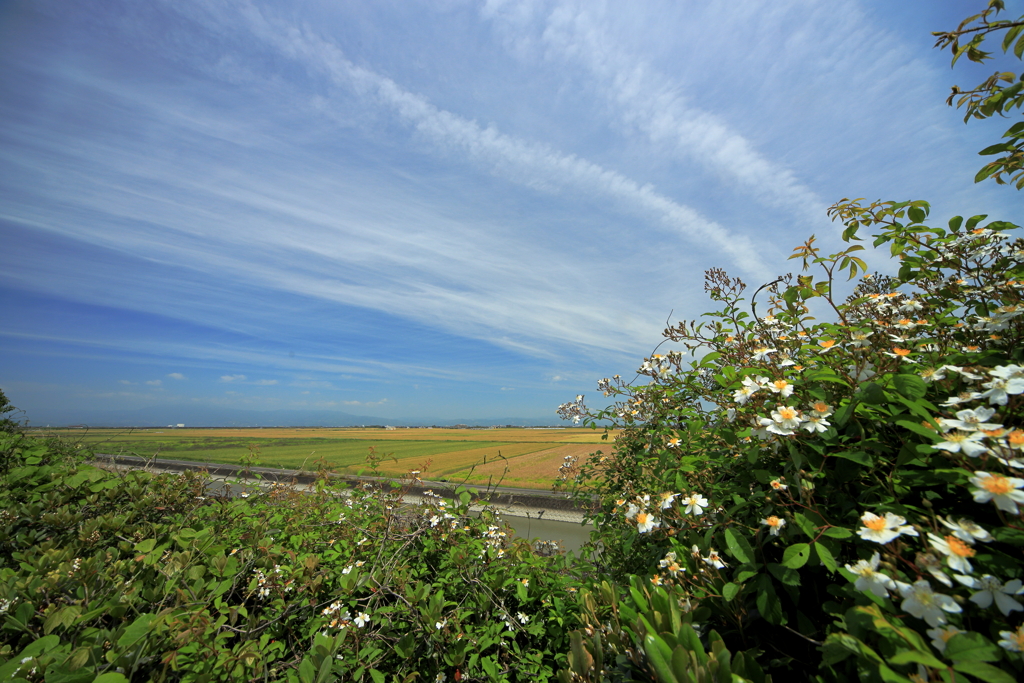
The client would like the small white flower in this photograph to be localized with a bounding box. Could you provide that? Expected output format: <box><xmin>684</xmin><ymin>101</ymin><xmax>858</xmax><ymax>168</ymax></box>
<box><xmin>927</xmin><ymin>626</ymin><xmax>961</xmax><ymax>653</ymax></box>
<box><xmin>354</xmin><ymin>612</ymin><xmax>370</xmax><ymax>628</ymax></box>
<box><xmin>934</xmin><ymin>430</ymin><xmax>989</xmax><ymax>457</ymax></box>
<box><xmin>999</xmin><ymin>625</ymin><xmax>1024</xmax><ymax>652</ymax></box>
<box><xmin>635</xmin><ymin>511</ymin><xmax>660</xmax><ymax>534</ymax></box>
<box><xmin>517</xmin><ymin>612</ymin><xmax>529</xmax><ymax>624</ymax></box>
<box><xmin>845</xmin><ymin>552</ymin><xmax>896</xmax><ymax>599</ymax></box>
<box><xmin>761</xmin><ymin>516</ymin><xmax>786</xmax><ymax>536</ymax></box>
<box><xmin>927</xmin><ymin>533</ymin><xmax>976</xmax><ymax>574</ymax></box>
<box><xmin>733</xmin><ymin>384</ymin><xmax>757</xmax><ymax>404</ymax></box>
<box><xmin>961</xmin><ymin>575</ymin><xmax>1024</xmax><ymax>616</ymax></box>
<box><xmin>436</xmin><ymin>619</ymin><xmax>447</xmax><ymax>630</ymax></box>
<box><xmin>703</xmin><ymin>549</ymin><xmax>727</xmax><ymax>569</ymax></box>
<box><xmin>939</xmin><ymin>517</ymin><xmax>993</xmax><ymax>544</ymax></box>
<box><xmin>916</xmin><ymin>552</ymin><xmax>953</xmax><ymax>587</ymax></box>
<box><xmin>940</xmin><ymin>407</ymin><xmax>1001</xmax><ymax>432</ymax></box>
<box><xmin>682</xmin><ymin>493</ymin><xmax>708</xmax><ymax>516</ymax></box>
<box><xmin>856</xmin><ymin>511</ymin><xmax>919</xmax><ymax>544</ymax></box>
<box><xmin>751</xmin><ymin>346</ymin><xmax>776</xmax><ymax>362</ymax></box>
<box><xmin>768</xmin><ymin>379</ymin><xmax>794</xmax><ymax>398</ymax></box>
<box><xmin>659</xmin><ymin>492</ymin><xmax>680</xmax><ymax>509</ymax></box>
<box><xmin>801</xmin><ymin>414</ymin><xmax>831</xmax><ymax>433</ymax></box>
<box><xmin>760</xmin><ymin>406</ymin><xmax>802</xmax><ymax>436</ymax></box>
<box><xmin>897</xmin><ymin>579</ymin><xmax>961</xmax><ymax>626</ymax></box>
<box><xmin>969</xmin><ymin>471</ymin><xmax>1024</xmax><ymax>514</ymax></box>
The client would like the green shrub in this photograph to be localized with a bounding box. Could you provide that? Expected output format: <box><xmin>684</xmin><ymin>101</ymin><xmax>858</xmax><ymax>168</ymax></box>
<box><xmin>0</xmin><ymin>433</ymin><xmax>585</xmax><ymax>682</ymax></box>
<box><xmin>558</xmin><ymin>207</ymin><xmax>1023</xmax><ymax>680</ymax></box>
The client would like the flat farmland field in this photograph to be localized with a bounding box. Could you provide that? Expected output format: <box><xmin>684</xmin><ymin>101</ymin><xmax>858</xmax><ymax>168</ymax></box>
<box><xmin>56</xmin><ymin>427</ymin><xmax>616</xmax><ymax>490</ymax></box>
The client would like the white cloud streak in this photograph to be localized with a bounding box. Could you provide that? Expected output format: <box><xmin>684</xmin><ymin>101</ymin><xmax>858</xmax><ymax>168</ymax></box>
<box><xmin>480</xmin><ymin>0</ymin><xmax>826</xmax><ymax>223</ymax></box>
<box><xmin>185</xmin><ymin>0</ymin><xmax>771</xmax><ymax>279</ymax></box>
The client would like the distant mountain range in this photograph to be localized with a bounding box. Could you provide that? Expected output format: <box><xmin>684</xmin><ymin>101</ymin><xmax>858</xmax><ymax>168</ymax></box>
<box><xmin>27</xmin><ymin>405</ymin><xmax>564</xmax><ymax>429</ymax></box>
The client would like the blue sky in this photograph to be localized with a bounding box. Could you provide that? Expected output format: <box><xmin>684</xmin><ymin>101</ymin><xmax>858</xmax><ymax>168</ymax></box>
<box><xmin>0</xmin><ymin>0</ymin><xmax>1020</xmax><ymax>425</ymax></box>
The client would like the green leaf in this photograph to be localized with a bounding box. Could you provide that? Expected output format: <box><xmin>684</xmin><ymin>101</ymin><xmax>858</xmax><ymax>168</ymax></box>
<box><xmin>979</xmin><ymin>142</ymin><xmax>1014</xmax><ymax>155</ymax></box>
<box><xmin>951</xmin><ymin>661</ymin><xmax>1017</xmax><ymax>683</ymax></box>
<box><xmin>755</xmin><ymin>580</ymin><xmax>783</xmax><ymax>625</ymax></box>
<box><xmin>894</xmin><ymin>420</ymin><xmax>941</xmax><ymax>441</ymax></box>
<box><xmin>723</xmin><ymin>527</ymin><xmax>754</xmax><ymax>564</ymax></box>
<box><xmin>793</xmin><ymin>512</ymin><xmax>817</xmax><ymax>538</ymax></box>
<box><xmin>782</xmin><ymin>543</ymin><xmax>812</xmax><ymax>569</ymax></box>
<box><xmin>722</xmin><ymin>582</ymin><xmax>741</xmax><ymax>601</ymax></box>
<box><xmin>822</xmin><ymin>527</ymin><xmax>852</xmax><ymax>539</ymax></box>
<box><xmin>889</xmin><ymin>649</ymin><xmax>945</xmax><ymax>669</ymax></box>
<box><xmin>833</xmin><ymin>450</ymin><xmax>873</xmax><ymax>466</ymax></box>
<box><xmin>907</xmin><ymin>207</ymin><xmax>926</xmax><ymax>223</ymax></box>
<box><xmin>893</xmin><ymin>374</ymin><xmax>927</xmax><ymax>400</ymax></box>
<box><xmin>945</xmin><ymin>631</ymin><xmax>1000</xmax><ymax>662</ymax></box>
<box><xmin>734</xmin><ymin>568</ymin><xmax>758</xmax><ymax>583</ymax></box>
<box><xmin>858</xmin><ymin>382</ymin><xmax>886</xmax><ymax>405</ymax></box>
<box><xmin>767</xmin><ymin>563</ymin><xmax>800</xmax><ymax>586</ymax></box>
<box><xmin>299</xmin><ymin>658</ymin><xmax>316</xmax><ymax>683</ymax></box>
<box><xmin>369</xmin><ymin>670</ymin><xmax>386</xmax><ymax>683</ymax></box>
<box><xmin>965</xmin><ymin>214</ymin><xmax>988</xmax><ymax>231</ymax></box>
<box><xmin>643</xmin><ymin>634</ymin><xmax>679</xmax><ymax>683</ymax></box>
<box><xmin>94</xmin><ymin>675</ymin><xmax>130</xmax><ymax>683</ymax></box>
<box><xmin>814</xmin><ymin>543</ymin><xmax>837</xmax><ymax>573</ymax></box>
<box><xmin>117</xmin><ymin>613</ymin><xmax>156</xmax><ymax>648</ymax></box>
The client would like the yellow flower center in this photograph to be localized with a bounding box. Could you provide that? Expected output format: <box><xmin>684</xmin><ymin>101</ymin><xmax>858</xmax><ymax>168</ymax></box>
<box><xmin>813</xmin><ymin>401</ymin><xmax>830</xmax><ymax>413</ymax></box>
<box><xmin>893</xmin><ymin>347</ymin><xmax>911</xmax><ymax>357</ymax></box>
<box><xmin>774</xmin><ymin>380</ymin><xmax>789</xmax><ymax>390</ymax></box>
<box><xmin>636</xmin><ymin>512</ymin><xmax>650</xmax><ymax>524</ymax></box>
<box><xmin>864</xmin><ymin>516</ymin><xmax>888</xmax><ymax>531</ymax></box>
<box><xmin>1009</xmin><ymin>430</ymin><xmax>1024</xmax><ymax>447</ymax></box>
<box><xmin>983</xmin><ymin>475</ymin><xmax>1012</xmax><ymax>495</ymax></box>
<box><xmin>766</xmin><ymin>516</ymin><xmax>781</xmax><ymax>527</ymax></box>
<box><xmin>898</xmin><ymin>318</ymin><xmax>913</xmax><ymax>326</ymax></box>
<box><xmin>945</xmin><ymin>536</ymin><xmax>975</xmax><ymax>558</ymax></box>
<box><xmin>777</xmin><ymin>407</ymin><xmax>797</xmax><ymax>420</ymax></box>
<box><xmin>819</xmin><ymin>339</ymin><xmax>835</xmax><ymax>349</ymax></box>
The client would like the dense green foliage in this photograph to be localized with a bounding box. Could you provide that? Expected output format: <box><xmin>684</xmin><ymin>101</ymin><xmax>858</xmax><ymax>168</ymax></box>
<box><xmin>0</xmin><ymin>435</ymin><xmax>587</xmax><ymax>682</ymax></box>
<box><xmin>559</xmin><ymin>206</ymin><xmax>1023</xmax><ymax>681</ymax></box>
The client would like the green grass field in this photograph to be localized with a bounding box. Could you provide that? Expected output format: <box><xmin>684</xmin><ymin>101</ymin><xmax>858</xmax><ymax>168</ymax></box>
<box><xmin>53</xmin><ymin>427</ymin><xmax>614</xmax><ymax>489</ymax></box>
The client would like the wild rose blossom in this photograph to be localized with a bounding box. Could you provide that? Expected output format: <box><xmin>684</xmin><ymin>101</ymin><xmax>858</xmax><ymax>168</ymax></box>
<box><xmin>857</xmin><ymin>511</ymin><xmax>918</xmax><ymax>544</ymax></box>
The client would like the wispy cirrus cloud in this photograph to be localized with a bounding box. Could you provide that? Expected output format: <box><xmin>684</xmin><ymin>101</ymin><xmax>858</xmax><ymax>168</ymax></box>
<box><xmin>480</xmin><ymin>0</ymin><xmax>825</xmax><ymax>223</ymax></box>
<box><xmin>176</xmin><ymin>0</ymin><xmax>772</xmax><ymax>280</ymax></box>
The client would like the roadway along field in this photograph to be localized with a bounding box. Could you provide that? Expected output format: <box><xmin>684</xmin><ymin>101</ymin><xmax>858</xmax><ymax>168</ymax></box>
<box><xmin>56</xmin><ymin>427</ymin><xmax>616</xmax><ymax>490</ymax></box>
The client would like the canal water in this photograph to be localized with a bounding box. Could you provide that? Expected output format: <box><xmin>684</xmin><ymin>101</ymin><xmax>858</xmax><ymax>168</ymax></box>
<box><xmin>497</xmin><ymin>513</ymin><xmax>595</xmax><ymax>555</ymax></box>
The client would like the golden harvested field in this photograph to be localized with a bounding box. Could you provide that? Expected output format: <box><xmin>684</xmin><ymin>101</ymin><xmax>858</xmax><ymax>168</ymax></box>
<box><xmin>59</xmin><ymin>427</ymin><xmax>616</xmax><ymax>490</ymax></box>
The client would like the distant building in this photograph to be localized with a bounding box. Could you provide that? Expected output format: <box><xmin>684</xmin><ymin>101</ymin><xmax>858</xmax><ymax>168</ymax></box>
<box><xmin>385</xmin><ymin>425</ymin><xmax>396</xmax><ymax>430</ymax></box>
<box><xmin>176</xmin><ymin>424</ymin><xmax>185</xmax><ymax>428</ymax></box>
